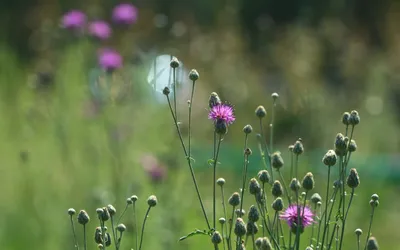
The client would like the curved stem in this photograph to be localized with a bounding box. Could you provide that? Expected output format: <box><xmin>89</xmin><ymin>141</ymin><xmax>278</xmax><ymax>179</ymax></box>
<box><xmin>363</xmin><ymin>206</ymin><xmax>376</xmax><ymax>250</ymax></box>
<box><xmin>320</xmin><ymin>166</ymin><xmax>331</xmax><ymax>249</ymax></box>
<box><xmin>69</xmin><ymin>215</ymin><xmax>79</xmax><ymax>250</ymax></box>
<box><xmin>138</xmin><ymin>206</ymin><xmax>152</xmax><ymax>250</ymax></box>
<box><xmin>110</xmin><ymin>216</ymin><xmax>117</xmax><ymax>250</ymax></box>
<box><xmin>258</xmin><ymin>118</ymin><xmax>273</xmax><ymax>180</ymax></box>
<box><xmin>117</xmin><ymin>204</ymin><xmax>129</xmax><ymax>225</ymax></box>
<box><xmin>166</xmin><ymin>95</ymin><xmax>211</xmax><ymax>229</ymax></box>
<box><xmin>172</xmin><ymin>67</ymin><xmax>177</xmax><ymax>122</ymax></box>
<box><xmin>278</xmin><ymin>169</ymin><xmax>291</xmax><ymax>205</ymax></box>
<box><xmin>188</xmin><ymin>79</ymin><xmax>196</xmax><ymax>173</ymax></box>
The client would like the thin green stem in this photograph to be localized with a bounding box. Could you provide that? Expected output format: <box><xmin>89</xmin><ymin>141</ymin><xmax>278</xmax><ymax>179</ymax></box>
<box><xmin>227</xmin><ymin>206</ymin><xmax>236</xmax><ymax>250</ymax></box>
<box><xmin>290</xmin><ymin>151</ymin><xmax>294</xmax><ymax>180</ymax></box>
<box><xmin>69</xmin><ymin>215</ymin><xmax>79</xmax><ymax>250</ymax></box>
<box><xmin>100</xmin><ymin>219</ymin><xmax>106</xmax><ymax>250</ymax></box>
<box><xmin>259</xmin><ymin>118</ymin><xmax>273</xmax><ymax>180</ymax></box>
<box><xmin>239</xmin><ymin>134</ymin><xmax>249</xmax><ymax>218</ymax></box>
<box><xmin>221</xmin><ymin>221</ymin><xmax>226</xmax><ymax>250</ymax></box>
<box><xmin>188</xmin><ymin>79</ymin><xmax>196</xmax><ymax>170</ymax></box>
<box><xmin>116</xmin><ymin>204</ymin><xmax>129</xmax><ymax>225</ymax></box>
<box><xmin>220</xmin><ymin>186</ymin><xmax>228</xmax><ymax>242</ymax></box>
<box><xmin>278</xmin><ymin>169</ymin><xmax>291</xmax><ymax>205</ymax></box>
<box><xmin>270</xmin><ymin>99</ymin><xmax>276</xmax><ymax>155</ymax></box>
<box><xmin>213</xmin><ymin>134</ymin><xmax>223</xmax><ymax>229</ymax></box>
<box><xmin>320</xmin><ymin>166</ymin><xmax>331</xmax><ymax>249</ymax></box>
<box><xmin>166</xmin><ymin>95</ymin><xmax>211</xmax><ymax>229</ymax></box>
<box><xmin>363</xmin><ymin>206</ymin><xmax>376</xmax><ymax>250</ymax></box>
<box><xmin>278</xmin><ymin>219</ymin><xmax>286</xmax><ymax>247</ymax></box>
<box><xmin>133</xmin><ymin>203</ymin><xmax>138</xmax><ymax>250</ymax></box>
<box><xmin>110</xmin><ymin>216</ymin><xmax>117</xmax><ymax>250</ymax></box>
<box><xmin>172</xmin><ymin>67</ymin><xmax>177</xmax><ymax>122</ymax></box>
<box><xmin>214</xmin><ymin>243</ymin><xmax>219</xmax><ymax>250</ymax></box>
<box><xmin>295</xmin><ymin>190</ymin><xmax>301</xmax><ymax>250</ymax></box>
<box><xmin>356</xmin><ymin>235</ymin><xmax>360</xmax><ymax>250</ymax></box>
<box><xmin>339</xmin><ymin>188</ymin><xmax>355</xmax><ymax>249</ymax></box>
<box><xmin>251</xmin><ymin>232</ymin><xmax>256</xmax><ymax>250</ymax></box>
<box><xmin>295</xmin><ymin>154</ymin><xmax>299</xmax><ymax>181</ymax></box>
<box><xmin>83</xmin><ymin>224</ymin><xmax>87</xmax><ymax>250</ymax></box>
<box><xmin>255</xmin><ymin>196</ymin><xmax>281</xmax><ymax>250</ymax></box>
<box><xmin>138</xmin><ymin>206</ymin><xmax>151</xmax><ymax>250</ymax></box>
<box><xmin>310</xmin><ymin>203</ymin><xmax>317</xmax><ymax>246</ymax></box>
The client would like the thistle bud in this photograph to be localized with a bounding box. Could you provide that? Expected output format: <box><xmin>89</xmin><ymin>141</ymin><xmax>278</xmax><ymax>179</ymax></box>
<box><xmin>366</xmin><ymin>236</ymin><xmax>379</xmax><ymax>250</ymax></box>
<box><xmin>354</xmin><ymin>228</ymin><xmax>363</xmax><ymax>236</ymax></box>
<box><xmin>243</xmin><ymin>124</ymin><xmax>253</xmax><ymax>134</ymax></box>
<box><xmin>246</xmin><ymin>222</ymin><xmax>258</xmax><ymax>235</ymax></box>
<box><xmin>347</xmin><ymin>168</ymin><xmax>360</xmax><ymax>188</ymax></box>
<box><xmin>302</xmin><ymin>172</ymin><xmax>315</xmax><ymax>191</ymax></box>
<box><xmin>271</xmin><ymin>92</ymin><xmax>279</xmax><ymax>101</ymax></box>
<box><xmin>349</xmin><ymin>110</ymin><xmax>360</xmax><ymax>126</ymax></box>
<box><xmin>371</xmin><ymin>194</ymin><xmax>379</xmax><ymax>201</ymax></box>
<box><xmin>116</xmin><ymin>224</ymin><xmax>126</xmax><ymax>232</ymax></box>
<box><xmin>209</xmin><ymin>92</ymin><xmax>221</xmax><ymax>108</ymax></box>
<box><xmin>94</xmin><ymin>227</ymin><xmax>102</xmax><ymax>244</ymax></box>
<box><xmin>228</xmin><ymin>192</ymin><xmax>241</xmax><ymax>207</ymax></box>
<box><xmin>293</xmin><ymin>139</ymin><xmax>304</xmax><ymax>155</ymax></box>
<box><xmin>288</xmin><ymin>145</ymin><xmax>294</xmax><ymax>152</ymax></box>
<box><xmin>131</xmin><ymin>195</ymin><xmax>138</xmax><ymax>203</ymax></box>
<box><xmin>105</xmin><ymin>232</ymin><xmax>112</xmax><ymax>246</ymax></box>
<box><xmin>126</xmin><ymin>198</ymin><xmax>133</xmax><ymax>205</ymax></box>
<box><xmin>219</xmin><ymin>217</ymin><xmax>226</xmax><ymax>224</ymax></box>
<box><xmin>249</xmin><ymin>178</ymin><xmax>261</xmax><ymax>195</ymax></box>
<box><xmin>306</xmin><ymin>247</ymin><xmax>313</xmax><ymax>250</ymax></box>
<box><xmin>234</xmin><ymin>218</ymin><xmax>247</xmax><ymax>237</ymax></box>
<box><xmin>342</xmin><ymin>112</ymin><xmax>350</xmax><ymax>126</ymax></box>
<box><xmin>211</xmin><ymin>231</ymin><xmax>222</xmax><ymax>245</ymax></box>
<box><xmin>189</xmin><ymin>69</ymin><xmax>199</xmax><ymax>81</ymax></box>
<box><xmin>97</xmin><ymin>244</ymin><xmax>103</xmax><ymax>249</ymax></box>
<box><xmin>333</xmin><ymin>180</ymin><xmax>342</xmax><ymax>189</ymax></box>
<box><xmin>77</xmin><ymin>210</ymin><xmax>90</xmax><ymax>225</ymax></box>
<box><xmin>257</xmin><ymin>170</ymin><xmax>270</xmax><ymax>184</ymax></box>
<box><xmin>289</xmin><ymin>178</ymin><xmax>301</xmax><ymax>192</ymax></box>
<box><xmin>235</xmin><ymin>209</ymin><xmax>246</xmax><ymax>217</ymax></box>
<box><xmin>107</xmin><ymin>204</ymin><xmax>116</xmax><ymax>216</ymax></box>
<box><xmin>272</xmin><ymin>180</ymin><xmax>283</xmax><ymax>197</ymax></box>
<box><xmin>370</xmin><ymin>200</ymin><xmax>379</xmax><ymax>208</ymax></box>
<box><xmin>310</xmin><ymin>193</ymin><xmax>322</xmax><ymax>204</ymax></box>
<box><xmin>317</xmin><ymin>201</ymin><xmax>322</xmax><ymax>207</ymax></box>
<box><xmin>272</xmin><ymin>197</ymin><xmax>284</xmax><ymax>211</ymax></box>
<box><xmin>335</xmin><ymin>133</ymin><xmax>348</xmax><ymax>156</ymax></box>
<box><xmin>170</xmin><ymin>56</ymin><xmax>180</xmax><ymax>68</ymax></box>
<box><xmin>162</xmin><ymin>87</ymin><xmax>170</xmax><ymax>96</ymax></box>
<box><xmin>248</xmin><ymin>205</ymin><xmax>259</xmax><ymax>222</ymax></box>
<box><xmin>271</xmin><ymin>151</ymin><xmax>284</xmax><ymax>169</ymax></box>
<box><xmin>215</xmin><ymin>118</ymin><xmax>227</xmax><ymax>135</ymax></box>
<box><xmin>322</xmin><ymin>149</ymin><xmax>337</xmax><ymax>166</ymax></box>
<box><xmin>255</xmin><ymin>106</ymin><xmax>267</xmax><ymax>119</ymax></box>
<box><xmin>98</xmin><ymin>207</ymin><xmax>110</xmax><ymax>222</ymax></box>
<box><xmin>255</xmin><ymin>237</ymin><xmax>263</xmax><ymax>248</ymax></box>
<box><xmin>147</xmin><ymin>195</ymin><xmax>158</xmax><ymax>207</ymax></box>
<box><xmin>261</xmin><ymin>237</ymin><xmax>273</xmax><ymax>250</ymax></box>
<box><xmin>68</xmin><ymin>208</ymin><xmax>76</xmax><ymax>216</ymax></box>
<box><xmin>244</xmin><ymin>148</ymin><xmax>252</xmax><ymax>156</ymax></box>
<box><xmin>216</xmin><ymin>178</ymin><xmax>225</xmax><ymax>186</ymax></box>
<box><xmin>348</xmin><ymin>139</ymin><xmax>357</xmax><ymax>152</ymax></box>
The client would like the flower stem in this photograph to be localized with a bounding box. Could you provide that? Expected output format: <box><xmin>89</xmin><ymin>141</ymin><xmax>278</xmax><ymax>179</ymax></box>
<box><xmin>172</xmin><ymin>66</ymin><xmax>177</xmax><ymax>122</ymax></box>
<box><xmin>220</xmin><ymin>186</ymin><xmax>228</xmax><ymax>243</ymax></box>
<box><xmin>221</xmin><ymin>220</ymin><xmax>226</xmax><ymax>250</ymax></box>
<box><xmin>69</xmin><ymin>215</ymin><xmax>79</xmax><ymax>250</ymax></box>
<box><xmin>213</xmin><ymin>134</ymin><xmax>223</xmax><ymax>229</ymax></box>
<box><xmin>138</xmin><ymin>206</ymin><xmax>151</xmax><ymax>250</ymax></box>
<box><xmin>188</xmin><ymin>79</ymin><xmax>196</xmax><ymax>172</ymax></box>
<box><xmin>83</xmin><ymin>224</ymin><xmax>87</xmax><ymax>250</ymax></box>
<box><xmin>339</xmin><ymin>188</ymin><xmax>355</xmax><ymax>249</ymax></box>
<box><xmin>239</xmin><ymin>134</ymin><xmax>249</xmax><ymax>219</ymax></box>
<box><xmin>258</xmin><ymin>118</ymin><xmax>273</xmax><ymax>180</ymax></box>
<box><xmin>295</xmin><ymin>190</ymin><xmax>301</xmax><ymax>250</ymax></box>
<box><xmin>116</xmin><ymin>204</ymin><xmax>129</xmax><ymax>225</ymax></box>
<box><xmin>166</xmin><ymin>95</ymin><xmax>211</xmax><ymax>229</ymax></box>
<box><xmin>110</xmin><ymin>216</ymin><xmax>117</xmax><ymax>250</ymax></box>
<box><xmin>356</xmin><ymin>234</ymin><xmax>360</xmax><ymax>250</ymax></box>
<box><xmin>363</xmin><ymin>206</ymin><xmax>376</xmax><ymax>250</ymax></box>
<box><xmin>133</xmin><ymin>202</ymin><xmax>138</xmax><ymax>250</ymax></box>
<box><xmin>278</xmin><ymin>169</ymin><xmax>292</xmax><ymax>205</ymax></box>
<box><xmin>320</xmin><ymin>166</ymin><xmax>331</xmax><ymax>249</ymax></box>
<box><xmin>227</xmin><ymin>206</ymin><xmax>236</xmax><ymax>250</ymax></box>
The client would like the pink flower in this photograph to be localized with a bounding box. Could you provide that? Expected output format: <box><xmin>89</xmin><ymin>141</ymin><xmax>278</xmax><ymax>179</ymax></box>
<box><xmin>112</xmin><ymin>3</ymin><xmax>138</xmax><ymax>25</ymax></box>
<box><xmin>98</xmin><ymin>49</ymin><xmax>123</xmax><ymax>72</ymax></box>
<box><xmin>280</xmin><ymin>205</ymin><xmax>314</xmax><ymax>233</ymax></box>
<box><xmin>62</xmin><ymin>10</ymin><xmax>86</xmax><ymax>30</ymax></box>
<box><xmin>208</xmin><ymin>104</ymin><xmax>235</xmax><ymax>125</ymax></box>
<box><xmin>88</xmin><ymin>21</ymin><xmax>111</xmax><ymax>40</ymax></box>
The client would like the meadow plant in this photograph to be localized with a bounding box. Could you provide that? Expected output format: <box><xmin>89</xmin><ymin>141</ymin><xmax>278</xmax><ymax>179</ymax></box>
<box><xmin>62</xmin><ymin>5</ymin><xmax>380</xmax><ymax>249</ymax></box>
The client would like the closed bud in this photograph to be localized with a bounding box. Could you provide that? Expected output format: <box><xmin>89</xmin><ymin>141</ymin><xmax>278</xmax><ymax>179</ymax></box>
<box><xmin>334</xmin><ymin>180</ymin><xmax>342</xmax><ymax>189</ymax></box>
<box><xmin>107</xmin><ymin>204</ymin><xmax>116</xmax><ymax>216</ymax></box>
<box><xmin>68</xmin><ymin>208</ymin><xmax>76</xmax><ymax>216</ymax></box>
<box><xmin>248</xmin><ymin>205</ymin><xmax>259</xmax><ymax>222</ymax></box>
<box><xmin>335</xmin><ymin>133</ymin><xmax>348</xmax><ymax>156</ymax></box>
<box><xmin>255</xmin><ymin>106</ymin><xmax>267</xmax><ymax>119</ymax></box>
<box><xmin>342</xmin><ymin>112</ymin><xmax>350</xmax><ymax>126</ymax></box>
<box><xmin>366</xmin><ymin>236</ymin><xmax>379</xmax><ymax>250</ymax></box>
<box><xmin>257</xmin><ymin>170</ymin><xmax>270</xmax><ymax>184</ymax></box>
<box><xmin>211</xmin><ymin>231</ymin><xmax>222</xmax><ymax>245</ymax></box>
<box><xmin>249</xmin><ymin>178</ymin><xmax>261</xmax><ymax>195</ymax></box>
<box><xmin>310</xmin><ymin>193</ymin><xmax>322</xmax><ymax>204</ymax></box>
<box><xmin>117</xmin><ymin>223</ymin><xmax>126</xmax><ymax>232</ymax></box>
<box><xmin>215</xmin><ymin>118</ymin><xmax>228</xmax><ymax>135</ymax></box>
<box><xmin>347</xmin><ymin>168</ymin><xmax>360</xmax><ymax>188</ymax></box>
<box><xmin>228</xmin><ymin>192</ymin><xmax>241</xmax><ymax>207</ymax></box>
<box><xmin>255</xmin><ymin>237</ymin><xmax>263</xmax><ymax>248</ymax></box>
<box><xmin>130</xmin><ymin>195</ymin><xmax>138</xmax><ymax>203</ymax></box>
<box><xmin>162</xmin><ymin>87</ymin><xmax>170</xmax><ymax>96</ymax></box>
<box><xmin>288</xmin><ymin>145</ymin><xmax>294</xmax><ymax>152</ymax></box>
<box><xmin>234</xmin><ymin>218</ymin><xmax>247</xmax><ymax>237</ymax></box>
<box><xmin>371</xmin><ymin>194</ymin><xmax>379</xmax><ymax>201</ymax></box>
<box><xmin>99</xmin><ymin>207</ymin><xmax>110</xmax><ymax>222</ymax></box>
<box><xmin>170</xmin><ymin>56</ymin><xmax>180</xmax><ymax>68</ymax></box>
<box><xmin>370</xmin><ymin>200</ymin><xmax>379</xmax><ymax>208</ymax></box>
<box><xmin>105</xmin><ymin>232</ymin><xmax>112</xmax><ymax>246</ymax></box>
<box><xmin>271</xmin><ymin>92</ymin><xmax>279</xmax><ymax>100</ymax></box>
<box><xmin>272</xmin><ymin>197</ymin><xmax>284</xmax><ymax>211</ymax></box>
<box><xmin>354</xmin><ymin>228</ymin><xmax>363</xmax><ymax>236</ymax></box>
<box><xmin>126</xmin><ymin>198</ymin><xmax>133</xmax><ymax>205</ymax></box>
<box><xmin>147</xmin><ymin>195</ymin><xmax>158</xmax><ymax>207</ymax></box>
<box><xmin>302</xmin><ymin>172</ymin><xmax>315</xmax><ymax>191</ymax></box>
<box><xmin>272</xmin><ymin>180</ymin><xmax>283</xmax><ymax>197</ymax></box>
<box><xmin>235</xmin><ymin>209</ymin><xmax>246</xmax><ymax>217</ymax></box>
<box><xmin>322</xmin><ymin>149</ymin><xmax>337</xmax><ymax>166</ymax></box>
<box><xmin>189</xmin><ymin>69</ymin><xmax>199</xmax><ymax>81</ymax></box>
<box><xmin>289</xmin><ymin>178</ymin><xmax>301</xmax><ymax>192</ymax></box>
<box><xmin>306</xmin><ymin>247</ymin><xmax>313</xmax><ymax>250</ymax></box>
<box><xmin>209</xmin><ymin>92</ymin><xmax>221</xmax><ymax>108</ymax></box>
<box><xmin>97</xmin><ymin>244</ymin><xmax>103</xmax><ymax>249</ymax></box>
<box><xmin>260</xmin><ymin>237</ymin><xmax>273</xmax><ymax>250</ymax></box>
<box><xmin>349</xmin><ymin>110</ymin><xmax>360</xmax><ymax>126</ymax></box>
<box><xmin>348</xmin><ymin>139</ymin><xmax>357</xmax><ymax>152</ymax></box>
<box><xmin>216</xmin><ymin>178</ymin><xmax>225</xmax><ymax>186</ymax></box>
<box><xmin>94</xmin><ymin>227</ymin><xmax>102</xmax><ymax>244</ymax></box>
<box><xmin>271</xmin><ymin>151</ymin><xmax>284</xmax><ymax>169</ymax></box>
<box><xmin>293</xmin><ymin>139</ymin><xmax>304</xmax><ymax>155</ymax></box>
<box><xmin>243</xmin><ymin>124</ymin><xmax>253</xmax><ymax>134</ymax></box>
<box><xmin>246</xmin><ymin>222</ymin><xmax>258</xmax><ymax>235</ymax></box>
<box><xmin>244</xmin><ymin>148</ymin><xmax>252</xmax><ymax>156</ymax></box>
<box><xmin>77</xmin><ymin>210</ymin><xmax>90</xmax><ymax>225</ymax></box>
<box><xmin>219</xmin><ymin>217</ymin><xmax>226</xmax><ymax>224</ymax></box>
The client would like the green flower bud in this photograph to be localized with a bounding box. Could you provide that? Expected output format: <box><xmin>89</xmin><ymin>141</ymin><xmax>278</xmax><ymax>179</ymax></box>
<box><xmin>215</xmin><ymin>119</ymin><xmax>227</xmax><ymax>135</ymax></box>
<box><xmin>342</xmin><ymin>112</ymin><xmax>350</xmax><ymax>126</ymax></box>
<box><xmin>170</xmin><ymin>56</ymin><xmax>180</xmax><ymax>68</ymax></box>
<box><xmin>347</xmin><ymin>168</ymin><xmax>360</xmax><ymax>188</ymax></box>
<box><xmin>77</xmin><ymin>210</ymin><xmax>90</xmax><ymax>225</ymax></box>
<box><xmin>162</xmin><ymin>87</ymin><xmax>170</xmax><ymax>96</ymax></box>
<box><xmin>271</xmin><ymin>92</ymin><xmax>279</xmax><ymax>100</ymax></box>
<box><xmin>272</xmin><ymin>180</ymin><xmax>283</xmax><ymax>197</ymax></box>
<box><xmin>271</xmin><ymin>151</ymin><xmax>284</xmax><ymax>169</ymax></box>
<box><xmin>216</xmin><ymin>178</ymin><xmax>225</xmax><ymax>186</ymax></box>
<box><xmin>334</xmin><ymin>133</ymin><xmax>348</xmax><ymax>156</ymax></box>
<box><xmin>302</xmin><ymin>172</ymin><xmax>315</xmax><ymax>191</ymax></box>
<box><xmin>366</xmin><ymin>236</ymin><xmax>379</xmax><ymax>250</ymax></box>
<box><xmin>219</xmin><ymin>217</ymin><xmax>226</xmax><ymax>224</ymax></box>
<box><xmin>293</xmin><ymin>139</ymin><xmax>304</xmax><ymax>155</ymax></box>
<box><xmin>257</xmin><ymin>170</ymin><xmax>270</xmax><ymax>184</ymax></box>
<box><xmin>272</xmin><ymin>197</ymin><xmax>284</xmax><ymax>211</ymax></box>
<box><xmin>348</xmin><ymin>139</ymin><xmax>357</xmax><ymax>152</ymax></box>
<box><xmin>249</xmin><ymin>178</ymin><xmax>261</xmax><ymax>195</ymax></box>
<box><xmin>116</xmin><ymin>224</ymin><xmax>126</xmax><ymax>232</ymax></box>
<box><xmin>354</xmin><ymin>228</ymin><xmax>363</xmax><ymax>236</ymax></box>
<box><xmin>68</xmin><ymin>208</ymin><xmax>76</xmax><ymax>216</ymax></box>
<box><xmin>371</xmin><ymin>194</ymin><xmax>379</xmax><ymax>201</ymax></box>
<box><xmin>248</xmin><ymin>205</ymin><xmax>259</xmax><ymax>222</ymax></box>
<box><xmin>246</xmin><ymin>222</ymin><xmax>258</xmax><ymax>235</ymax></box>
<box><xmin>255</xmin><ymin>105</ymin><xmax>267</xmax><ymax>119</ymax></box>
<box><xmin>209</xmin><ymin>92</ymin><xmax>221</xmax><ymax>108</ymax></box>
<box><xmin>131</xmin><ymin>195</ymin><xmax>138</xmax><ymax>203</ymax></box>
<box><xmin>211</xmin><ymin>231</ymin><xmax>222</xmax><ymax>245</ymax></box>
<box><xmin>310</xmin><ymin>193</ymin><xmax>322</xmax><ymax>204</ymax></box>
<box><xmin>228</xmin><ymin>192</ymin><xmax>241</xmax><ymax>207</ymax></box>
<box><xmin>189</xmin><ymin>69</ymin><xmax>199</xmax><ymax>81</ymax></box>
<box><xmin>107</xmin><ymin>204</ymin><xmax>116</xmax><ymax>216</ymax></box>
<box><xmin>243</xmin><ymin>124</ymin><xmax>253</xmax><ymax>134</ymax></box>
<box><xmin>349</xmin><ymin>110</ymin><xmax>360</xmax><ymax>126</ymax></box>
<box><xmin>322</xmin><ymin>149</ymin><xmax>337</xmax><ymax>166</ymax></box>
<box><xmin>289</xmin><ymin>178</ymin><xmax>301</xmax><ymax>192</ymax></box>
<box><xmin>234</xmin><ymin>218</ymin><xmax>247</xmax><ymax>237</ymax></box>
<box><xmin>147</xmin><ymin>195</ymin><xmax>158</xmax><ymax>207</ymax></box>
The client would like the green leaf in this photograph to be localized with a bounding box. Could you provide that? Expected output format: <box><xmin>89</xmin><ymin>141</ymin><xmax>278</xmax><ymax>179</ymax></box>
<box><xmin>179</xmin><ymin>229</ymin><xmax>209</xmax><ymax>242</ymax></box>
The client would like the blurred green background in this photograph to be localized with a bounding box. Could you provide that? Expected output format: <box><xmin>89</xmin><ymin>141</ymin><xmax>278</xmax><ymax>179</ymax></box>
<box><xmin>0</xmin><ymin>0</ymin><xmax>399</xmax><ymax>249</ymax></box>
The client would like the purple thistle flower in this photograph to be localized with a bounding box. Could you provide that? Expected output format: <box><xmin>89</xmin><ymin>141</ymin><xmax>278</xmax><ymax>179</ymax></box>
<box><xmin>62</xmin><ymin>10</ymin><xmax>86</xmax><ymax>30</ymax></box>
<box><xmin>208</xmin><ymin>103</ymin><xmax>235</xmax><ymax>125</ymax></box>
<box><xmin>280</xmin><ymin>205</ymin><xmax>314</xmax><ymax>229</ymax></box>
<box><xmin>88</xmin><ymin>21</ymin><xmax>111</xmax><ymax>40</ymax></box>
<box><xmin>98</xmin><ymin>49</ymin><xmax>123</xmax><ymax>72</ymax></box>
<box><xmin>140</xmin><ymin>154</ymin><xmax>167</xmax><ymax>183</ymax></box>
<box><xmin>112</xmin><ymin>3</ymin><xmax>138</xmax><ymax>25</ymax></box>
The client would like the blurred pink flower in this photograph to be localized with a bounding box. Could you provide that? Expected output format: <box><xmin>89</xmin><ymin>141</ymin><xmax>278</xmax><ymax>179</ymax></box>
<box><xmin>112</xmin><ymin>3</ymin><xmax>138</xmax><ymax>25</ymax></box>
<box><xmin>88</xmin><ymin>21</ymin><xmax>112</xmax><ymax>40</ymax></box>
<box><xmin>62</xmin><ymin>10</ymin><xmax>86</xmax><ymax>30</ymax></box>
<box><xmin>98</xmin><ymin>48</ymin><xmax>123</xmax><ymax>72</ymax></box>
<box><xmin>140</xmin><ymin>154</ymin><xmax>167</xmax><ymax>182</ymax></box>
